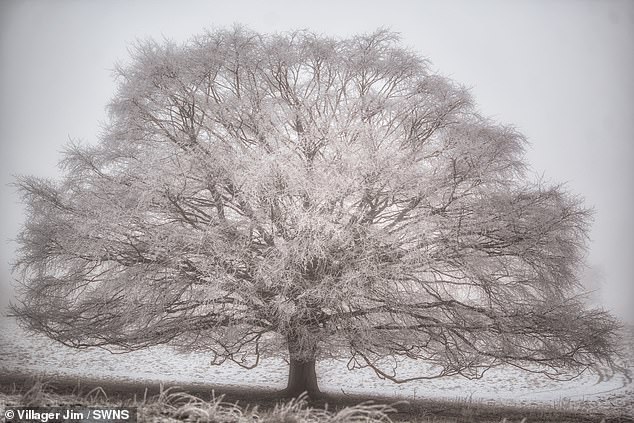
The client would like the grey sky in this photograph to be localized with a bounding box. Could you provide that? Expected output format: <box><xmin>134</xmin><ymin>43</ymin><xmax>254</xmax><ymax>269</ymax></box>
<box><xmin>1</xmin><ymin>0</ymin><xmax>633</xmax><ymax>321</ymax></box>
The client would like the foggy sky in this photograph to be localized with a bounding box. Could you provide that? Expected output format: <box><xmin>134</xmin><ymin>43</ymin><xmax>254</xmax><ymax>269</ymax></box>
<box><xmin>1</xmin><ymin>0</ymin><xmax>633</xmax><ymax>321</ymax></box>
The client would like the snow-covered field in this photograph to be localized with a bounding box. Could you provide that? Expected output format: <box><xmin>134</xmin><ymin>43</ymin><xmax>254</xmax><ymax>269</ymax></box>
<box><xmin>1</xmin><ymin>317</ymin><xmax>632</xmax><ymax>415</ymax></box>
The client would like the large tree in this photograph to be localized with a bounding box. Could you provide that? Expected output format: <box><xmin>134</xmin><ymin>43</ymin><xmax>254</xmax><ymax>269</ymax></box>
<box><xmin>13</xmin><ymin>28</ymin><xmax>618</xmax><ymax>397</ymax></box>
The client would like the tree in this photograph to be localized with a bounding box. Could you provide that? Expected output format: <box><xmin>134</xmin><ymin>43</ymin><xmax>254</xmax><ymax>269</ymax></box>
<box><xmin>13</xmin><ymin>27</ymin><xmax>619</xmax><ymax>398</ymax></box>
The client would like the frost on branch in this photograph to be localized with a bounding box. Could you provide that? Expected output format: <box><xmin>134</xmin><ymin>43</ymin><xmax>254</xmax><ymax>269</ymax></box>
<box><xmin>13</xmin><ymin>28</ymin><xmax>619</xmax><ymax>388</ymax></box>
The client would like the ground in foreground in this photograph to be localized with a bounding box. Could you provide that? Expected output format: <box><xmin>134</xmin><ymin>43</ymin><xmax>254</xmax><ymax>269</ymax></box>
<box><xmin>0</xmin><ymin>373</ymin><xmax>631</xmax><ymax>423</ymax></box>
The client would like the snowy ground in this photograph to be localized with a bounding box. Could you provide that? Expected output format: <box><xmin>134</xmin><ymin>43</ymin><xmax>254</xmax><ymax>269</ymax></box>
<box><xmin>0</xmin><ymin>317</ymin><xmax>632</xmax><ymax>415</ymax></box>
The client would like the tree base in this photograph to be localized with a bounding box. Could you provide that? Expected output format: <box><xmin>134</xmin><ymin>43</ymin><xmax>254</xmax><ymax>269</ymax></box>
<box><xmin>282</xmin><ymin>357</ymin><xmax>321</xmax><ymax>399</ymax></box>
<box><xmin>276</xmin><ymin>387</ymin><xmax>323</xmax><ymax>398</ymax></box>
<box><xmin>275</xmin><ymin>387</ymin><xmax>333</xmax><ymax>403</ymax></box>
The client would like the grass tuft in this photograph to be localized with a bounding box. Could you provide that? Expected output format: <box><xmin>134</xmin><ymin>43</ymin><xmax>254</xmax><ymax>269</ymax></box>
<box><xmin>256</xmin><ymin>394</ymin><xmax>396</xmax><ymax>423</ymax></box>
<box><xmin>1</xmin><ymin>381</ymin><xmax>397</xmax><ymax>422</ymax></box>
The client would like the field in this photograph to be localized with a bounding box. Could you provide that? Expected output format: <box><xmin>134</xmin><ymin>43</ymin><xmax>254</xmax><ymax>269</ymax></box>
<box><xmin>1</xmin><ymin>317</ymin><xmax>632</xmax><ymax>421</ymax></box>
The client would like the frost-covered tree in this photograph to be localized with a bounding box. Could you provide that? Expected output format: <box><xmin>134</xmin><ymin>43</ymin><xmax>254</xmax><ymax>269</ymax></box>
<box><xmin>13</xmin><ymin>28</ymin><xmax>619</xmax><ymax>397</ymax></box>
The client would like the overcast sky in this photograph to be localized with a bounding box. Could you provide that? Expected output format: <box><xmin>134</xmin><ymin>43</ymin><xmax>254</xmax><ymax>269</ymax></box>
<box><xmin>1</xmin><ymin>0</ymin><xmax>633</xmax><ymax>322</ymax></box>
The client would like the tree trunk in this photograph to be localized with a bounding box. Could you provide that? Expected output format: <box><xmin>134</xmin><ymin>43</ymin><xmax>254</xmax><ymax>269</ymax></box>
<box><xmin>281</xmin><ymin>331</ymin><xmax>320</xmax><ymax>398</ymax></box>
<box><xmin>284</xmin><ymin>357</ymin><xmax>320</xmax><ymax>397</ymax></box>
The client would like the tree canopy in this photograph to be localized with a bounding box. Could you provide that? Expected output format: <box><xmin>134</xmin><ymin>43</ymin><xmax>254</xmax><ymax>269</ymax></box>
<box><xmin>13</xmin><ymin>28</ymin><xmax>619</xmax><ymax>397</ymax></box>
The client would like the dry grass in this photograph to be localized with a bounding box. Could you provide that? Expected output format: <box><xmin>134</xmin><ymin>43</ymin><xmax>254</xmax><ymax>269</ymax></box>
<box><xmin>0</xmin><ymin>378</ymin><xmax>397</xmax><ymax>423</ymax></box>
<box><xmin>1</xmin><ymin>376</ymin><xmax>631</xmax><ymax>423</ymax></box>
